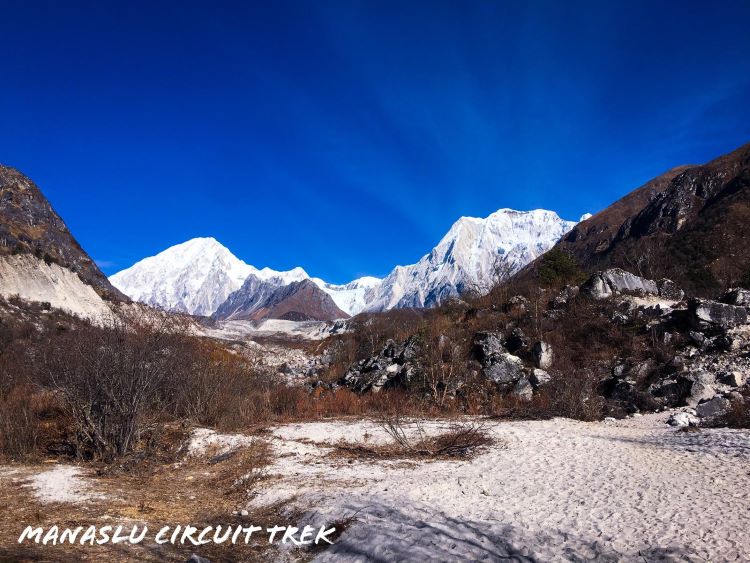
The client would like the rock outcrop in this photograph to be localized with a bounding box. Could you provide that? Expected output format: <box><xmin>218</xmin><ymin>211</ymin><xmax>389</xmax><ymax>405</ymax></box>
<box><xmin>688</xmin><ymin>298</ymin><xmax>748</xmax><ymax>329</ymax></box>
<box><xmin>342</xmin><ymin>337</ymin><xmax>419</xmax><ymax>393</ymax></box>
<box><xmin>581</xmin><ymin>269</ymin><xmax>659</xmax><ymax>299</ymax></box>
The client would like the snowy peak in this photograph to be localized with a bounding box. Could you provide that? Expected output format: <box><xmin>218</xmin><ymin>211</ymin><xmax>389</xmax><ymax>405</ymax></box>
<box><xmin>364</xmin><ymin>209</ymin><xmax>578</xmax><ymax>311</ymax></box>
<box><xmin>111</xmin><ymin>208</ymin><xmax>579</xmax><ymax>317</ymax></box>
<box><xmin>110</xmin><ymin>237</ymin><xmax>304</xmax><ymax>316</ymax></box>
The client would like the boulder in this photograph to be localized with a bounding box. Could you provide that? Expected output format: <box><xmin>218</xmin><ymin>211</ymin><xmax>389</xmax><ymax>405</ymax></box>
<box><xmin>581</xmin><ymin>268</ymin><xmax>659</xmax><ymax>299</ymax></box>
<box><xmin>720</xmin><ymin>371</ymin><xmax>747</xmax><ymax>388</ymax></box>
<box><xmin>550</xmin><ymin>285</ymin><xmax>579</xmax><ymax>309</ymax></box>
<box><xmin>720</xmin><ymin>287</ymin><xmax>750</xmax><ymax>308</ymax></box>
<box><xmin>532</xmin><ymin>341</ymin><xmax>553</xmax><ymax>369</ymax></box>
<box><xmin>581</xmin><ymin>272</ymin><xmax>612</xmax><ymax>299</ymax></box>
<box><xmin>507</xmin><ymin>295</ymin><xmax>528</xmax><ymax>315</ymax></box>
<box><xmin>505</xmin><ymin>328</ymin><xmax>528</xmax><ymax>354</ymax></box>
<box><xmin>688</xmin><ymin>330</ymin><xmax>707</xmax><ymax>349</ymax></box>
<box><xmin>683</xmin><ymin>371</ymin><xmax>717</xmax><ymax>407</ymax></box>
<box><xmin>667</xmin><ymin>411</ymin><xmax>700</xmax><ymax>427</ymax></box>
<box><xmin>342</xmin><ymin>337</ymin><xmax>419</xmax><ymax>393</ymax></box>
<box><xmin>530</xmin><ymin>368</ymin><xmax>551</xmax><ymax>386</ymax></box>
<box><xmin>513</xmin><ymin>377</ymin><xmax>533</xmax><ymax>400</ymax></box>
<box><xmin>657</xmin><ymin>279</ymin><xmax>685</xmax><ymax>301</ymax></box>
<box><xmin>689</xmin><ymin>298</ymin><xmax>748</xmax><ymax>329</ymax></box>
<box><xmin>484</xmin><ymin>352</ymin><xmax>525</xmax><ymax>385</ymax></box>
<box><xmin>695</xmin><ymin>396</ymin><xmax>731</xmax><ymax>419</ymax></box>
<box><xmin>649</xmin><ymin>378</ymin><xmax>690</xmax><ymax>407</ymax></box>
<box><xmin>472</xmin><ymin>331</ymin><xmax>504</xmax><ymax>362</ymax></box>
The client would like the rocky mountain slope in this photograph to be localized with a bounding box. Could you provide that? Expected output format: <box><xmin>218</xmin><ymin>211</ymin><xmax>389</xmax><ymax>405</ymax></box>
<box><xmin>364</xmin><ymin>209</ymin><xmax>579</xmax><ymax>311</ymax></box>
<box><xmin>213</xmin><ymin>274</ymin><xmax>349</xmax><ymax>321</ymax></box>
<box><xmin>222</xmin><ymin>278</ymin><xmax>349</xmax><ymax>322</ymax></box>
<box><xmin>545</xmin><ymin>141</ymin><xmax>750</xmax><ymax>295</ymax></box>
<box><xmin>0</xmin><ymin>165</ymin><xmax>123</xmax><ymax>301</ymax></box>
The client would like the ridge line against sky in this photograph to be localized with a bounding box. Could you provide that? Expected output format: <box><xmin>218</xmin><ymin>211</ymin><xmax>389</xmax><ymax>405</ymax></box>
<box><xmin>2</xmin><ymin>0</ymin><xmax>749</xmax><ymax>284</ymax></box>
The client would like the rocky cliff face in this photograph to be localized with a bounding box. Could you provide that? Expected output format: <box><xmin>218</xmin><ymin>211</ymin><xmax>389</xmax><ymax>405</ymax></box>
<box><xmin>217</xmin><ymin>278</ymin><xmax>349</xmax><ymax>322</ymax></box>
<box><xmin>0</xmin><ymin>165</ymin><xmax>124</xmax><ymax>301</ymax></box>
<box><xmin>528</xmin><ymin>141</ymin><xmax>750</xmax><ymax>296</ymax></box>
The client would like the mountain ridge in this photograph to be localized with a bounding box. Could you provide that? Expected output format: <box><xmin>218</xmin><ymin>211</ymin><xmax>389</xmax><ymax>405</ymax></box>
<box><xmin>110</xmin><ymin>208</ymin><xmax>580</xmax><ymax>317</ymax></box>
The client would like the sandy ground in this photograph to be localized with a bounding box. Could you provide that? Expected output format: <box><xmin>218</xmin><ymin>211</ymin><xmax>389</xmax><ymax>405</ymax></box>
<box><xmin>249</xmin><ymin>412</ymin><xmax>750</xmax><ymax>562</ymax></box>
<box><xmin>2</xmin><ymin>413</ymin><xmax>749</xmax><ymax>562</ymax></box>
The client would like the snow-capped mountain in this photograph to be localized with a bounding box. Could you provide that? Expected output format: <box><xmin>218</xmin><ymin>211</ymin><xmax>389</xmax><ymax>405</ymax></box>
<box><xmin>110</xmin><ymin>237</ymin><xmax>378</xmax><ymax>317</ymax></box>
<box><xmin>110</xmin><ymin>208</ymin><xmax>580</xmax><ymax>317</ymax></box>
<box><xmin>363</xmin><ymin>209</ymin><xmax>579</xmax><ymax>311</ymax></box>
<box><xmin>109</xmin><ymin>237</ymin><xmax>307</xmax><ymax>316</ymax></box>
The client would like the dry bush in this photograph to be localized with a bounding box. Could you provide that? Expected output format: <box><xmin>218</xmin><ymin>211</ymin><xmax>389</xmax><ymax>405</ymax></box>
<box><xmin>0</xmin><ymin>386</ymin><xmax>39</xmax><ymax>458</ymax></box>
<box><xmin>414</xmin><ymin>317</ymin><xmax>470</xmax><ymax>407</ymax></box>
<box><xmin>208</xmin><ymin>439</ymin><xmax>272</xmax><ymax>499</ymax></box>
<box><xmin>39</xmin><ymin>311</ymin><xmax>192</xmax><ymax>461</ymax></box>
<box><xmin>371</xmin><ymin>415</ymin><xmax>494</xmax><ymax>459</ymax></box>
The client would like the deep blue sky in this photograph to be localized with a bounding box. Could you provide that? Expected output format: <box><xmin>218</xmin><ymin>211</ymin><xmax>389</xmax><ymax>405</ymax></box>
<box><xmin>2</xmin><ymin>1</ymin><xmax>749</xmax><ymax>283</ymax></box>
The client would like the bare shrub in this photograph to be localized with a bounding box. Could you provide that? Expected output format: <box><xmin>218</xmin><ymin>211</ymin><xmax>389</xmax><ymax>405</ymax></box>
<box><xmin>376</xmin><ymin>415</ymin><xmax>494</xmax><ymax>458</ymax></box>
<box><xmin>415</xmin><ymin>318</ymin><xmax>469</xmax><ymax>407</ymax></box>
<box><xmin>0</xmin><ymin>386</ymin><xmax>39</xmax><ymax>458</ymax></box>
<box><xmin>40</xmin><ymin>311</ymin><xmax>190</xmax><ymax>461</ymax></box>
<box><xmin>209</xmin><ymin>439</ymin><xmax>272</xmax><ymax>499</ymax></box>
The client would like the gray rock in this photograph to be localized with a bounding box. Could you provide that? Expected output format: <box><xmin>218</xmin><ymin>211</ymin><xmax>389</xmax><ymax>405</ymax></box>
<box><xmin>513</xmin><ymin>377</ymin><xmax>533</xmax><ymax>400</ymax></box>
<box><xmin>530</xmin><ymin>368</ymin><xmax>552</xmax><ymax>386</ymax></box>
<box><xmin>532</xmin><ymin>341</ymin><xmax>553</xmax><ymax>369</ymax></box>
<box><xmin>688</xmin><ymin>330</ymin><xmax>706</xmax><ymax>348</ymax></box>
<box><xmin>342</xmin><ymin>336</ymin><xmax>419</xmax><ymax>392</ymax></box>
<box><xmin>657</xmin><ymin>279</ymin><xmax>685</xmax><ymax>301</ymax></box>
<box><xmin>187</xmin><ymin>555</ymin><xmax>212</xmax><ymax>563</ymax></box>
<box><xmin>720</xmin><ymin>287</ymin><xmax>750</xmax><ymax>307</ymax></box>
<box><xmin>507</xmin><ymin>295</ymin><xmax>529</xmax><ymax>314</ymax></box>
<box><xmin>473</xmin><ymin>331</ymin><xmax>504</xmax><ymax>362</ymax></box>
<box><xmin>695</xmin><ymin>396</ymin><xmax>731</xmax><ymax>419</ymax></box>
<box><xmin>689</xmin><ymin>298</ymin><xmax>749</xmax><ymax>329</ymax></box>
<box><xmin>581</xmin><ymin>268</ymin><xmax>659</xmax><ymax>299</ymax></box>
<box><xmin>720</xmin><ymin>371</ymin><xmax>747</xmax><ymax>387</ymax></box>
<box><xmin>505</xmin><ymin>328</ymin><xmax>528</xmax><ymax>354</ymax></box>
<box><xmin>667</xmin><ymin>411</ymin><xmax>700</xmax><ymax>427</ymax></box>
<box><xmin>551</xmin><ymin>285</ymin><xmax>579</xmax><ymax>309</ymax></box>
<box><xmin>683</xmin><ymin>370</ymin><xmax>717</xmax><ymax>407</ymax></box>
<box><xmin>485</xmin><ymin>352</ymin><xmax>525</xmax><ymax>384</ymax></box>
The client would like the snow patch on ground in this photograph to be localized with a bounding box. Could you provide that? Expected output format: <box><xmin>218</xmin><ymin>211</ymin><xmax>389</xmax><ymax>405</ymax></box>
<box><xmin>185</xmin><ymin>428</ymin><xmax>256</xmax><ymax>457</ymax></box>
<box><xmin>23</xmin><ymin>465</ymin><xmax>106</xmax><ymax>504</ymax></box>
<box><xmin>250</xmin><ymin>413</ymin><xmax>750</xmax><ymax>561</ymax></box>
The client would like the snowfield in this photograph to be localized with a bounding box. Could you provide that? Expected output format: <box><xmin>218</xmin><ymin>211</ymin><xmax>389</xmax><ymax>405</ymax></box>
<box><xmin>253</xmin><ymin>412</ymin><xmax>750</xmax><ymax>562</ymax></box>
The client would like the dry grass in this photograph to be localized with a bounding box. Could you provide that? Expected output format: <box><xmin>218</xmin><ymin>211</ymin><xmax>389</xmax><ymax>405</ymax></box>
<box><xmin>334</xmin><ymin>417</ymin><xmax>496</xmax><ymax>461</ymax></box>
<box><xmin>0</xmin><ymin>436</ymin><xmax>281</xmax><ymax>562</ymax></box>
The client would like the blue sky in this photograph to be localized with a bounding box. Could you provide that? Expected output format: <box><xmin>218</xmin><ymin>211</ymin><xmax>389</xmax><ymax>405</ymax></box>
<box><xmin>2</xmin><ymin>1</ymin><xmax>749</xmax><ymax>283</ymax></box>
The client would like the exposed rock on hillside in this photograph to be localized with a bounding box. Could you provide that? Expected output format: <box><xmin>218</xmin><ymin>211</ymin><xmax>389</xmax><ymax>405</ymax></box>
<box><xmin>520</xmin><ymin>141</ymin><xmax>750</xmax><ymax>296</ymax></box>
<box><xmin>218</xmin><ymin>279</ymin><xmax>349</xmax><ymax>322</ymax></box>
<box><xmin>342</xmin><ymin>337</ymin><xmax>420</xmax><ymax>393</ymax></box>
<box><xmin>0</xmin><ymin>165</ymin><xmax>123</xmax><ymax>301</ymax></box>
